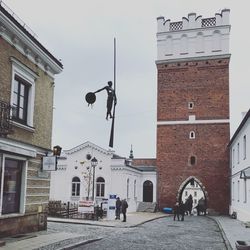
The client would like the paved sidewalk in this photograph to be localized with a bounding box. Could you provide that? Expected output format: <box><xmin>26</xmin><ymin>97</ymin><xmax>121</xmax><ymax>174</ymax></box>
<box><xmin>211</xmin><ymin>216</ymin><xmax>250</xmax><ymax>250</ymax></box>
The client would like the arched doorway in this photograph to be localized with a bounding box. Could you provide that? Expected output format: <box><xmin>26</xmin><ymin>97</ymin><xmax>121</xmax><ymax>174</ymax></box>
<box><xmin>177</xmin><ymin>176</ymin><xmax>208</xmax><ymax>212</ymax></box>
<box><xmin>143</xmin><ymin>180</ymin><xmax>153</xmax><ymax>202</ymax></box>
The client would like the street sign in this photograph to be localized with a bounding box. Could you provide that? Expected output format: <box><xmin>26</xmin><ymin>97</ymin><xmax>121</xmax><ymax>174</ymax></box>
<box><xmin>42</xmin><ymin>156</ymin><xmax>56</xmax><ymax>171</ymax></box>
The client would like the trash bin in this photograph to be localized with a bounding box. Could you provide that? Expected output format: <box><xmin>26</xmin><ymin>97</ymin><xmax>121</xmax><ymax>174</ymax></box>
<box><xmin>235</xmin><ymin>241</ymin><xmax>250</xmax><ymax>250</ymax></box>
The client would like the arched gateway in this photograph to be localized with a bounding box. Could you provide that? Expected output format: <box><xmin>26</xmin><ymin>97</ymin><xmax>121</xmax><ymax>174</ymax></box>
<box><xmin>156</xmin><ymin>11</ymin><xmax>231</xmax><ymax>215</ymax></box>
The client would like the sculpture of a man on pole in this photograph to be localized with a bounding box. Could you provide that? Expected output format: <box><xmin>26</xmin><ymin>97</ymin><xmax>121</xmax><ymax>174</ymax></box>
<box><xmin>94</xmin><ymin>81</ymin><xmax>117</xmax><ymax>120</ymax></box>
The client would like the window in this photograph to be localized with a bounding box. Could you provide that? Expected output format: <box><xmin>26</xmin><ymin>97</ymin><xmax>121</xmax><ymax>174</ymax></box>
<box><xmin>237</xmin><ymin>180</ymin><xmax>240</xmax><ymax>202</ymax></box>
<box><xmin>188</xmin><ymin>102</ymin><xmax>194</xmax><ymax>109</ymax></box>
<box><xmin>72</xmin><ymin>177</ymin><xmax>80</xmax><ymax>197</ymax></box>
<box><xmin>244</xmin><ymin>179</ymin><xmax>247</xmax><ymax>203</ymax></box>
<box><xmin>232</xmin><ymin>149</ymin><xmax>235</xmax><ymax>167</ymax></box>
<box><xmin>243</xmin><ymin>135</ymin><xmax>246</xmax><ymax>160</ymax></box>
<box><xmin>232</xmin><ymin>181</ymin><xmax>235</xmax><ymax>201</ymax></box>
<box><xmin>0</xmin><ymin>156</ymin><xmax>26</xmax><ymax>215</ymax></box>
<box><xmin>190</xmin><ymin>156</ymin><xmax>196</xmax><ymax>166</ymax></box>
<box><xmin>185</xmin><ymin>191</ymin><xmax>188</xmax><ymax>196</ymax></box>
<box><xmin>194</xmin><ymin>191</ymin><xmax>197</xmax><ymax>197</ymax></box>
<box><xmin>189</xmin><ymin>131</ymin><xmax>195</xmax><ymax>139</ymax></box>
<box><xmin>12</xmin><ymin>76</ymin><xmax>29</xmax><ymax>124</ymax></box>
<box><xmin>127</xmin><ymin>178</ymin><xmax>130</xmax><ymax>199</ymax></box>
<box><xmin>11</xmin><ymin>58</ymin><xmax>37</xmax><ymax>128</ymax></box>
<box><xmin>96</xmin><ymin>177</ymin><xmax>105</xmax><ymax>197</ymax></box>
<box><xmin>194</xmin><ymin>199</ymin><xmax>197</xmax><ymax>204</ymax></box>
<box><xmin>237</xmin><ymin>143</ymin><xmax>240</xmax><ymax>164</ymax></box>
<box><xmin>134</xmin><ymin>180</ymin><xmax>137</xmax><ymax>198</ymax></box>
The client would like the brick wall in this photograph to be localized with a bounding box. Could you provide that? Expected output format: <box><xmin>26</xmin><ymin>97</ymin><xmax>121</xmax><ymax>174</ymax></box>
<box><xmin>156</xmin><ymin>58</ymin><xmax>230</xmax><ymax>214</ymax></box>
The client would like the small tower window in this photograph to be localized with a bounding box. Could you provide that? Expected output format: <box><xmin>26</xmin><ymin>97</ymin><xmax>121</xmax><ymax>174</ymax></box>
<box><xmin>189</xmin><ymin>131</ymin><xmax>195</xmax><ymax>139</ymax></box>
<box><xmin>188</xmin><ymin>102</ymin><xmax>194</xmax><ymax>109</ymax></box>
<box><xmin>190</xmin><ymin>156</ymin><xmax>196</xmax><ymax>165</ymax></box>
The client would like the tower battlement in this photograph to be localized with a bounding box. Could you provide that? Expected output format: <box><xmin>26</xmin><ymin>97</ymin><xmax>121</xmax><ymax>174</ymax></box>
<box><xmin>156</xmin><ymin>9</ymin><xmax>230</xmax><ymax>62</ymax></box>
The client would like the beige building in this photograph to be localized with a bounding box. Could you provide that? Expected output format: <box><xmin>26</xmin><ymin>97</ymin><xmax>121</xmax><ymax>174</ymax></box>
<box><xmin>0</xmin><ymin>2</ymin><xmax>62</xmax><ymax>236</ymax></box>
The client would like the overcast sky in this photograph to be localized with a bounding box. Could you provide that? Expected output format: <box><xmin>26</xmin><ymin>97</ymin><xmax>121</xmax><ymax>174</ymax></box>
<box><xmin>3</xmin><ymin>0</ymin><xmax>250</xmax><ymax>158</ymax></box>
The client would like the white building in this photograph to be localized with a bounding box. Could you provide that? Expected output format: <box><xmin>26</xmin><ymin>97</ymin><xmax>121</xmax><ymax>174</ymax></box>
<box><xmin>229</xmin><ymin>109</ymin><xmax>250</xmax><ymax>222</ymax></box>
<box><xmin>182</xmin><ymin>182</ymin><xmax>204</xmax><ymax>208</ymax></box>
<box><xmin>49</xmin><ymin>141</ymin><xmax>157</xmax><ymax>212</ymax></box>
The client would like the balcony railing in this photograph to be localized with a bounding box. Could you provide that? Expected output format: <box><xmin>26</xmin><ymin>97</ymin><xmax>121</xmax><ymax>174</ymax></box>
<box><xmin>0</xmin><ymin>100</ymin><xmax>13</xmax><ymax>137</ymax></box>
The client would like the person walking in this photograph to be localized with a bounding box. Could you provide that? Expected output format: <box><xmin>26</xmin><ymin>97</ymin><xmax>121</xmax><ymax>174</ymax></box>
<box><xmin>173</xmin><ymin>202</ymin><xmax>180</xmax><ymax>221</ymax></box>
<box><xmin>121</xmin><ymin>199</ymin><xmax>128</xmax><ymax>222</ymax></box>
<box><xmin>115</xmin><ymin>197</ymin><xmax>122</xmax><ymax>220</ymax></box>
<box><xmin>179</xmin><ymin>201</ymin><xmax>185</xmax><ymax>221</ymax></box>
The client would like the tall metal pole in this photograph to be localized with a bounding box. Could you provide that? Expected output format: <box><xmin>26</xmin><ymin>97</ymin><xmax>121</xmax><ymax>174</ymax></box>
<box><xmin>92</xmin><ymin>165</ymin><xmax>95</xmax><ymax>201</ymax></box>
<box><xmin>109</xmin><ymin>38</ymin><xmax>116</xmax><ymax>148</ymax></box>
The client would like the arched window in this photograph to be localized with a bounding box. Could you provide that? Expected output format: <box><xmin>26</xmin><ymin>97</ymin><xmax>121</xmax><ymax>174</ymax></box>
<box><xmin>180</xmin><ymin>34</ymin><xmax>188</xmax><ymax>54</ymax></box>
<box><xmin>165</xmin><ymin>35</ymin><xmax>173</xmax><ymax>55</ymax></box>
<box><xmin>127</xmin><ymin>178</ymin><xmax>130</xmax><ymax>199</ymax></box>
<box><xmin>212</xmin><ymin>30</ymin><xmax>221</xmax><ymax>51</ymax></box>
<box><xmin>196</xmin><ymin>32</ymin><xmax>204</xmax><ymax>52</ymax></box>
<box><xmin>96</xmin><ymin>177</ymin><xmax>105</xmax><ymax>197</ymax></box>
<box><xmin>134</xmin><ymin>180</ymin><xmax>137</xmax><ymax>198</ymax></box>
<box><xmin>72</xmin><ymin>177</ymin><xmax>80</xmax><ymax>196</ymax></box>
<box><xmin>189</xmin><ymin>131</ymin><xmax>195</xmax><ymax>139</ymax></box>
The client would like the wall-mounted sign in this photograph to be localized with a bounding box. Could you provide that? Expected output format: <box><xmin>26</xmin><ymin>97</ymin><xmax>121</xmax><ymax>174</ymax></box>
<box><xmin>42</xmin><ymin>156</ymin><xmax>57</xmax><ymax>171</ymax></box>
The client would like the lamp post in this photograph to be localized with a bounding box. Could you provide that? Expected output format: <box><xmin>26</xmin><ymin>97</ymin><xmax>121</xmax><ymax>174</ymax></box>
<box><xmin>53</xmin><ymin>145</ymin><xmax>62</xmax><ymax>170</ymax></box>
<box><xmin>91</xmin><ymin>157</ymin><xmax>98</xmax><ymax>201</ymax></box>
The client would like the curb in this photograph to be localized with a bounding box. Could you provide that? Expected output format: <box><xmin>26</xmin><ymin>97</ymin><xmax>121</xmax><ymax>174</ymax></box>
<box><xmin>57</xmin><ymin>238</ymin><xmax>103</xmax><ymax>250</ymax></box>
<box><xmin>208</xmin><ymin>216</ymin><xmax>233</xmax><ymax>250</ymax></box>
<box><xmin>48</xmin><ymin>214</ymin><xmax>169</xmax><ymax>229</ymax></box>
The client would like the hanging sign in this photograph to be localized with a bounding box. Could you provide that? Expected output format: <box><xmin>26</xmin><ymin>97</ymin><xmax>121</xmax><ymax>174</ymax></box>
<box><xmin>42</xmin><ymin>156</ymin><xmax>57</xmax><ymax>171</ymax></box>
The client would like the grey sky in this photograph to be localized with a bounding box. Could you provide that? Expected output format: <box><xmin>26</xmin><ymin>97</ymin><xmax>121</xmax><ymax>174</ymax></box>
<box><xmin>4</xmin><ymin>0</ymin><xmax>250</xmax><ymax>158</ymax></box>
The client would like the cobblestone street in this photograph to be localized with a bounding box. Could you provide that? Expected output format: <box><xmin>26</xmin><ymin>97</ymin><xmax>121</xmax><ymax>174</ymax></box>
<box><xmin>47</xmin><ymin>216</ymin><xmax>227</xmax><ymax>250</ymax></box>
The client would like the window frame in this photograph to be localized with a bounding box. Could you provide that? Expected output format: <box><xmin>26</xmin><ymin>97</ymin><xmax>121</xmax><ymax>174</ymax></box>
<box><xmin>189</xmin><ymin>131</ymin><xmax>195</xmax><ymax>139</ymax></box>
<box><xmin>71</xmin><ymin>177</ymin><xmax>80</xmax><ymax>197</ymax></box>
<box><xmin>243</xmin><ymin>135</ymin><xmax>246</xmax><ymax>160</ymax></box>
<box><xmin>0</xmin><ymin>154</ymin><xmax>27</xmax><ymax>216</ymax></box>
<box><xmin>96</xmin><ymin>177</ymin><xmax>105</xmax><ymax>197</ymax></box>
<box><xmin>10</xmin><ymin>58</ymin><xmax>37</xmax><ymax>130</ymax></box>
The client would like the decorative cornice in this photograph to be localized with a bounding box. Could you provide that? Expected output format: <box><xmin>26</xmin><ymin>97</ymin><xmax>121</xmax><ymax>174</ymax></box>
<box><xmin>155</xmin><ymin>54</ymin><xmax>231</xmax><ymax>65</ymax></box>
<box><xmin>0</xmin><ymin>4</ymin><xmax>63</xmax><ymax>77</ymax></box>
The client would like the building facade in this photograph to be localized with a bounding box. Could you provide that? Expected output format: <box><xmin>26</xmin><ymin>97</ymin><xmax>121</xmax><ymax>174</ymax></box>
<box><xmin>49</xmin><ymin>142</ymin><xmax>157</xmax><ymax>212</ymax></box>
<box><xmin>229</xmin><ymin>110</ymin><xmax>250</xmax><ymax>222</ymax></box>
<box><xmin>156</xmin><ymin>10</ymin><xmax>231</xmax><ymax>214</ymax></box>
<box><xmin>0</xmin><ymin>2</ymin><xmax>62</xmax><ymax>236</ymax></box>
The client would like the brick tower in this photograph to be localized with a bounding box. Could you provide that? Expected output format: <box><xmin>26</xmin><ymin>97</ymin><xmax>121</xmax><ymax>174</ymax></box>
<box><xmin>156</xmin><ymin>10</ymin><xmax>231</xmax><ymax>214</ymax></box>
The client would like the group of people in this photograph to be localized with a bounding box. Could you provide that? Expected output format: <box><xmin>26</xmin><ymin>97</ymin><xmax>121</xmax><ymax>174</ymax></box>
<box><xmin>115</xmin><ymin>197</ymin><xmax>128</xmax><ymax>222</ymax></box>
<box><xmin>173</xmin><ymin>195</ymin><xmax>207</xmax><ymax>221</ymax></box>
<box><xmin>173</xmin><ymin>201</ymin><xmax>186</xmax><ymax>221</ymax></box>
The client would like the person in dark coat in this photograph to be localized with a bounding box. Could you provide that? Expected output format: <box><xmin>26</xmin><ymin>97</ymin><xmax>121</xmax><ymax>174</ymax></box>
<box><xmin>173</xmin><ymin>202</ymin><xmax>180</xmax><ymax>221</ymax></box>
<box><xmin>115</xmin><ymin>197</ymin><xmax>122</xmax><ymax>220</ymax></box>
<box><xmin>121</xmin><ymin>199</ymin><xmax>128</xmax><ymax>222</ymax></box>
<box><xmin>179</xmin><ymin>201</ymin><xmax>185</xmax><ymax>221</ymax></box>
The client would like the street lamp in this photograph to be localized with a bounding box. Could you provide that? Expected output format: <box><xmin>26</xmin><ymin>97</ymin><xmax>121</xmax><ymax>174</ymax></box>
<box><xmin>91</xmin><ymin>157</ymin><xmax>98</xmax><ymax>201</ymax></box>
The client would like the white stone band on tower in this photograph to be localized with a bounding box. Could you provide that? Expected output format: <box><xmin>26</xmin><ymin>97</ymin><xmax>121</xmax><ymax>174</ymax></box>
<box><xmin>156</xmin><ymin>9</ymin><xmax>230</xmax><ymax>62</ymax></box>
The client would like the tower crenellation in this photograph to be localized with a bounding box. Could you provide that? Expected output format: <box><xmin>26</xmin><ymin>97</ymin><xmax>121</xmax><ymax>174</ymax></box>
<box><xmin>156</xmin><ymin>9</ymin><xmax>230</xmax><ymax>62</ymax></box>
